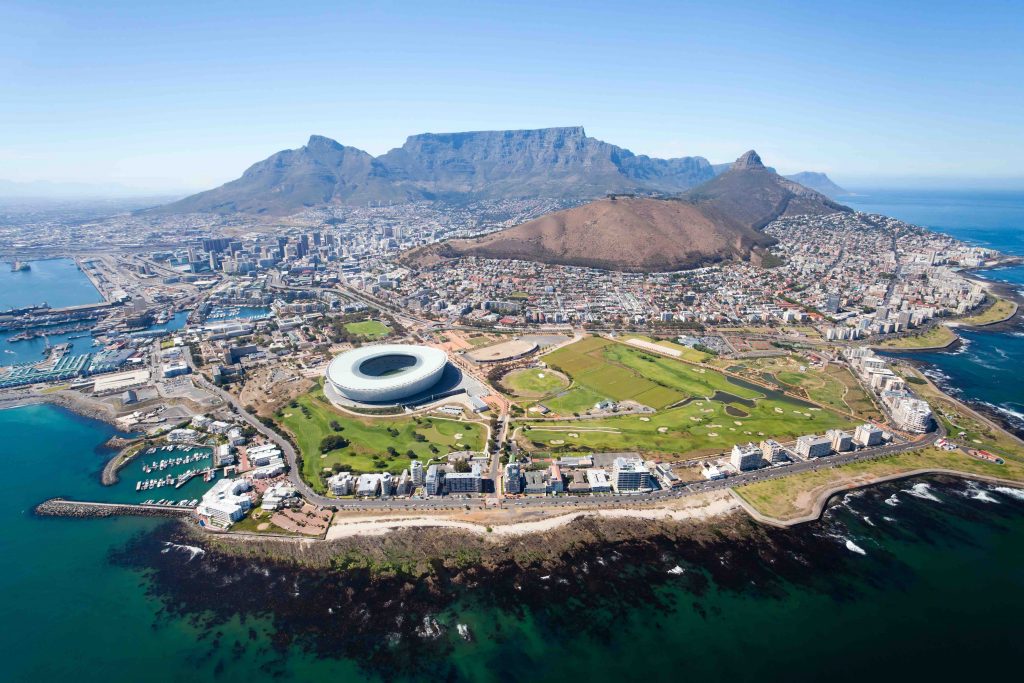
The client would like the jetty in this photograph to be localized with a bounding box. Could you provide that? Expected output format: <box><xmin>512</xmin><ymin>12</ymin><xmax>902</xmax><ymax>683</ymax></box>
<box><xmin>34</xmin><ymin>498</ymin><xmax>194</xmax><ymax>519</ymax></box>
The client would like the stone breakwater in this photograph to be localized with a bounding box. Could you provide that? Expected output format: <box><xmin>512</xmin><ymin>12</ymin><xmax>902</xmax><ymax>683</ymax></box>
<box><xmin>34</xmin><ymin>498</ymin><xmax>194</xmax><ymax>520</ymax></box>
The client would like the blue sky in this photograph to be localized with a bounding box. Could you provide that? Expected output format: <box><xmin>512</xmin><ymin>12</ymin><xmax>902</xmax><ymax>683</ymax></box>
<box><xmin>1</xmin><ymin>0</ymin><xmax>1022</xmax><ymax>192</ymax></box>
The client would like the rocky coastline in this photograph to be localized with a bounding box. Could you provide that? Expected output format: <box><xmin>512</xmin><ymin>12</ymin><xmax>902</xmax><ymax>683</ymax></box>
<box><xmin>108</xmin><ymin>476</ymin><xmax>1024</xmax><ymax>678</ymax></box>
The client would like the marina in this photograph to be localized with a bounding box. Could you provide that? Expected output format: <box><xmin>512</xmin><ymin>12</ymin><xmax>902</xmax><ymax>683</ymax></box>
<box><xmin>117</xmin><ymin>445</ymin><xmax>217</xmax><ymax>506</ymax></box>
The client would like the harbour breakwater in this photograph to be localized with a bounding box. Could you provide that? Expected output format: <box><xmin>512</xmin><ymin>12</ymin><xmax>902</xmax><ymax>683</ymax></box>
<box><xmin>34</xmin><ymin>498</ymin><xmax>194</xmax><ymax>520</ymax></box>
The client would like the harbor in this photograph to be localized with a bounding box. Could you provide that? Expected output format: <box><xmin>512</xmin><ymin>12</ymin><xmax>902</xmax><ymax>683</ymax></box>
<box><xmin>118</xmin><ymin>445</ymin><xmax>218</xmax><ymax>507</ymax></box>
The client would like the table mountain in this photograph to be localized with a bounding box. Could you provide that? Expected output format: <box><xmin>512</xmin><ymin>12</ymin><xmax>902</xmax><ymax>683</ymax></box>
<box><xmin>152</xmin><ymin>127</ymin><xmax>718</xmax><ymax>216</ymax></box>
<box><xmin>405</xmin><ymin>151</ymin><xmax>850</xmax><ymax>272</ymax></box>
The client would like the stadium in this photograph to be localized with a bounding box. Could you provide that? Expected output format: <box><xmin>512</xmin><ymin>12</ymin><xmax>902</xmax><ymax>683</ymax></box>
<box><xmin>325</xmin><ymin>344</ymin><xmax>449</xmax><ymax>404</ymax></box>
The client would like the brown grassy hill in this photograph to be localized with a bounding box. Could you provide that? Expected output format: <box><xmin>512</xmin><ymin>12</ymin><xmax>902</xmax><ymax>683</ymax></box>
<box><xmin>405</xmin><ymin>151</ymin><xmax>849</xmax><ymax>272</ymax></box>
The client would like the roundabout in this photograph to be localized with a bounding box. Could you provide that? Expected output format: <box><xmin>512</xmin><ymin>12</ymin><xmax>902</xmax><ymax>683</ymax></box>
<box><xmin>325</xmin><ymin>344</ymin><xmax>449</xmax><ymax>404</ymax></box>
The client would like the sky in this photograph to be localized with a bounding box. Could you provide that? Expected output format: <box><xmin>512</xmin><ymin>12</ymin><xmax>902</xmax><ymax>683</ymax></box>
<box><xmin>1</xmin><ymin>0</ymin><xmax>1022</xmax><ymax>194</ymax></box>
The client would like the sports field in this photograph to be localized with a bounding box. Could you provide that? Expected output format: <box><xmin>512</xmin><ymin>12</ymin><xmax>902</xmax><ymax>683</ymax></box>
<box><xmin>501</xmin><ymin>368</ymin><xmax>570</xmax><ymax>397</ymax></box>
<box><xmin>522</xmin><ymin>336</ymin><xmax>854</xmax><ymax>456</ymax></box>
<box><xmin>276</xmin><ymin>386</ymin><xmax>485</xmax><ymax>492</ymax></box>
<box><xmin>344</xmin><ymin>320</ymin><xmax>391</xmax><ymax>338</ymax></box>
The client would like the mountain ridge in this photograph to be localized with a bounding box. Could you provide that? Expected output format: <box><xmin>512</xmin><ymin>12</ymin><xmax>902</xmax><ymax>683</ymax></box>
<box><xmin>151</xmin><ymin>128</ymin><xmax>844</xmax><ymax>216</ymax></box>
<box><xmin>404</xmin><ymin>151</ymin><xmax>850</xmax><ymax>273</ymax></box>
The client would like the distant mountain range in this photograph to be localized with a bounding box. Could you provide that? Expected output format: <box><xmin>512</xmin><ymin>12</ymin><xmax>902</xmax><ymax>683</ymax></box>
<box><xmin>405</xmin><ymin>151</ymin><xmax>850</xmax><ymax>273</ymax></box>
<box><xmin>152</xmin><ymin>127</ymin><xmax>846</xmax><ymax>216</ymax></box>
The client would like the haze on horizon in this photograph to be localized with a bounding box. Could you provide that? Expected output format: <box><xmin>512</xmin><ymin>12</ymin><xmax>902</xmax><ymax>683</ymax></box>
<box><xmin>1</xmin><ymin>0</ymin><xmax>1022</xmax><ymax>196</ymax></box>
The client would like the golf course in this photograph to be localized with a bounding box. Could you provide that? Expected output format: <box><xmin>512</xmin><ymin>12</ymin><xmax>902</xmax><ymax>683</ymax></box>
<box><xmin>520</xmin><ymin>336</ymin><xmax>856</xmax><ymax>457</ymax></box>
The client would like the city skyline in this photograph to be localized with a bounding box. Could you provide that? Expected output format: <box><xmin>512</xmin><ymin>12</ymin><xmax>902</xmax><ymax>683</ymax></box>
<box><xmin>2</xmin><ymin>1</ymin><xmax>1022</xmax><ymax>192</ymax></box>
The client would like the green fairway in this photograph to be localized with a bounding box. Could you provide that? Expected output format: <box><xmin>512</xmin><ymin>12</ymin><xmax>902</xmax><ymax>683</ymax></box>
<box><xmin>540</xmin><ymin>335</ymin><xmax>760</xmax><ymax>414</ymax></box>
<box><xmin>521</xmin><ymin>393</ymin><xmax>852</xmax><ymax>457</ymax></box>
<box><xmin>725</xmin><ymin>355</ymin><xmax>878</xmax><ymax>420</ymax></box>
<box><xmin>522</xmin><ymin>336</ymin><xmax>855</xmax><ymax>456</ymax></box>
<box><xmin>344</xmin><ymin>320</ymin><xmax>391</xmax><ymax>338</ymax></box>
<box><xmin>502</xmin><ymin>368</ymin><xmax>570</xmax><ymax>397</ymax></box>
<box><xmin>541</xmin><ymin>386</ymin><xmax>607</xmax><ymax>415</ymax></box>
<box><xmin>276</xmin><ymin>386</ymin><xmax>485</xmax><ymax>492</ymax></box>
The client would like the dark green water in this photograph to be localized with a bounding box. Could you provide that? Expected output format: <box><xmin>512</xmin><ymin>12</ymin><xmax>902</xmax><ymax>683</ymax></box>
<box><xmin>4</xmin><ymin>403</ymin><xmax>1024</xmax><ymax>682</ymax></box>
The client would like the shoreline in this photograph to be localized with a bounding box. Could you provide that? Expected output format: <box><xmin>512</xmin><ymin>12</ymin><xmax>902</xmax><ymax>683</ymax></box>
<box><xmin>733</xmin><ymin>468</ymin><xmax>1024</xmax><ymax>527</ymax></box>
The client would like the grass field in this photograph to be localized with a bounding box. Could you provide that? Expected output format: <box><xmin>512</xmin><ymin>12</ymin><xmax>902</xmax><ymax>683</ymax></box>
<box><xmin>502</xmin><ymin>368</ymin><xmax>570</xmax><ymax>397</ymax></box>
<box><xmin>276</xmin><ymin>386</ymin><xmax>485</xmax><ymax>492</ymax></box>
<box><xmin>735</xmin><ymin>446</ymin><xmax>1024</xmax><ymax>521</ymax></box>
<box><xmin>524</xmin><ymin>337</ymin><xmax>856</xmax><ymax>456</ymax></box>
<box><xmin>344</xmin><ymin>320</ymin><xmax>391</xmax><ymax>338</ymax></box>
<box><xmin>542</xmin><ymin>386</ymin><xmax>607</xmax><ymax>415</ymax></box>
<box><xmin>542</xmin><ymin>336</ymin><xmax>759</xmax><ymax>413</ymax></box>
<box><xmin>521</xmin><ymin>393</ymin><xmax>850</xmax><ymax>457</ymax></box>
<box><xmin>877</xmin><ymin>324</ymin><xmax>957</xmax><ymax>349</ymax></box>
<box><xmin>621</xmin><ymin>334</ymin><xmax>711</xmax><ymax>363</ymax></box>
<box><xmin>955</xmin><ymin>296</ymin><xmax>1017</xmax><ymax>326</ymax></box>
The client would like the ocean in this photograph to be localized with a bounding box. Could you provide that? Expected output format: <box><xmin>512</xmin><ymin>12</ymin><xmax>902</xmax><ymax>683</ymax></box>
<box><xmin>4</xmin><ymin>403</ymin><xmax>1024</xmax><ymax>682</ymax></box>
<box><xmin>2</xmin><ymin>190</ymin><xmax>1024</xmax><ymax>682</ymax></box>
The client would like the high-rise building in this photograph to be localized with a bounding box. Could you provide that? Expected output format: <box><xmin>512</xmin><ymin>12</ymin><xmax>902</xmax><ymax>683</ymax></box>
<box><xmin>853</xmin><ymin>423</ymin><xmax>884</xmax><ymax>447</ymax></box>
<box><xmin>795</xmin><ymin>435</ymin><xmax>833</xmax><ymax>458</ymax></box>
<box><xmin>730</xmin><ymin>443</ymin><xmax>763</xmax><ymax>471</ymax></box>
<box><xmin>826</xmin><ymin>429</ymin><xmax>853</xmax><ymax>452</ymax></box>
<box><xmin>611</xmin><ymin>457</ymin><xmax>653</xmax><ymax>493</ymax></box>
<box><xmin>410</xmin><ymin>460</ymin><xmax>424</xmax><ymax>486</ymax></box>
<box><xmin>504</xmin><ymin>461</ymin><xmax>522</xmax><ymax>494</ymax></box>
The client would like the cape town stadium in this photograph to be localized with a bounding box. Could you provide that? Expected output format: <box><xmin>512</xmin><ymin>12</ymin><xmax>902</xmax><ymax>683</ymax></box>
<box><xmin>325</xmin><ymin>344</ymin><xmax>449</xmax><ymax>403</ymax></box>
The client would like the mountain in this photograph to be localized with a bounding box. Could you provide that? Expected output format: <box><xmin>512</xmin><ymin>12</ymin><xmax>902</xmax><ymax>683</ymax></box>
<box><xmin>782</xmin><ymin>171</ymin><xmax>847</xmax><ymax>197</ymax></box>
<box><xmin>405</xmin><ymin>151</ymin><xmax>850</xmax><ymax>273</ymax></box>
<box><xmin>712</xmin><ymin>163</ymin><xmax>846</xmax><ymax>198</ymax></box>
<box><xmin>153</xmin><ymin>127</ymin><xmax>717</xmax><ymax>216</ymax></box>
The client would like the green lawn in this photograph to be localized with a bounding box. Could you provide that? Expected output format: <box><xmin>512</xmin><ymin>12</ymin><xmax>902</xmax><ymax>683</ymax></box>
<box><xmin>344</xmin><ymin>320</ymin><xmax>391</xmax><ymax>338</ymax></box>
<box><xmin>956</xmin><ymin>296</ymin><xmax>1017</xmax><ymax>326</ymax></box>
<box><xmin>526</xmin><ymin>337</ymin><xmax>855</xmax><ymax>455</ymax></box>
<box><xmin>502</xmin><ymin>368</ymin><xmax>570</xmax><ymax>397</ymax></box>
<box><xmin>541</xmin><ymin>336</ymin><xmax>760</xmax><ymax>414</ymax></box>
<box><xmin>735</xmin><ymin>446</ymin><xmax>1024</xmax><ymax>520</ymax></box>
<box><xmin>521</xmin><ymin>392</ymin><xmax>851</xmax><ymax>457</ymax></box>
<box><xmin>877</xmin><ymin>325</ymin><xmax>957</xmax><ymax>349</ymax></box>
<box><xmin>276</xmin><ymin>387</ymin><xmax>486</xmax><ymax>492</ymax></box>
<box><xmin>541</xmin><ymin>386</ymin><xmax>608</xmax><ymax>415</ymax></box>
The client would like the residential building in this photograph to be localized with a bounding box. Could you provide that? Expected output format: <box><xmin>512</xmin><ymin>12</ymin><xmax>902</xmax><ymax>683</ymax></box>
<box><xmin>612</xmin><ymin>457</ymin><xmax>653</xmax><ymax>493</ymax></box>
<box><xmin>827</xmin><ymin>429</ymin><xmax>853</xmax><ymax>452</ymax></box>
<box><xmin>730</xmin><ymin>442</ymin><xmax>763</xmax><ymax>471</ymax></box>
<box><xmin>759</xmin><ymin>439</ymin><xmax>787</xmax><ymax>464</ymax></box>
<box><xmin>853</xmin><ymin>423</ymin><xmax>884</xmax><ymax>447</ymax></box>
<box><xmin>795</xmin><ymin>434</ymin><xmax>833</xmax><ymax>458</ymax></box>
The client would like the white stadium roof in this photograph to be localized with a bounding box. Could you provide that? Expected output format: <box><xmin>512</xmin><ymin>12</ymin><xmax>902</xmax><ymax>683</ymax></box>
<box><xmin>325</xmin><ymin>344</ymin><xmax>448</xmax><ymax>403</ymax></box>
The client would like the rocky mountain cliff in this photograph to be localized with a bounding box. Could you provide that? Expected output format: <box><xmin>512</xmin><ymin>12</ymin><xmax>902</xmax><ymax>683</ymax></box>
<box><xmin>405</xmin><ymin>151</ymin><xmax>850</xmax><ymax>272</ymax></box>
<box><xmin>782</xmin><ymin>171</ymin><xmax>847</xmax><ymax>197</ymax></box>
<box><xmin>154</xmin><ymin>127</ymin><xmax>718</xmax><ymax>216</ymax></box>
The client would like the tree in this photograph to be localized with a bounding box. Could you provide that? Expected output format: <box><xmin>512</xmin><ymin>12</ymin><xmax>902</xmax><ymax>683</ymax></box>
<box><xmin>329</xmin><ymin>420</ymin><xmax>343</xmax><ymax>432</ymax></box>
<box><xmin>320</xmin><ymin>435</ymin><xmax>349</xmax><ymax>453</ymax></box>
<box><xmin>453</xmin><ymin>458</ymin><xmax>471</xmax><ymax>473</ymax></box>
